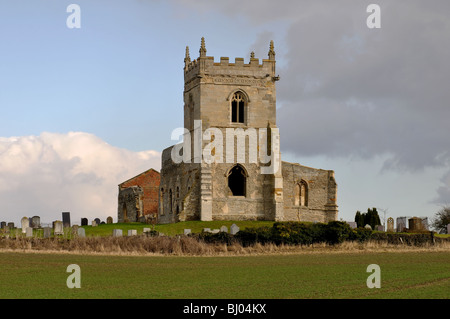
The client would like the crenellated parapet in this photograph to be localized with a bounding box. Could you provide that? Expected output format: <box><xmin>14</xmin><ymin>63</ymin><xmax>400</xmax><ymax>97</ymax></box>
<box><xmin>184</xmin><ymin>37</ymin><xmax>279</xmax><ymax>87</ymax></box>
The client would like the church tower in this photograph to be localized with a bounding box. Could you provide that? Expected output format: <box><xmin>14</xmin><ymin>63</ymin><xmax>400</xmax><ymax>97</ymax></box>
<box><xmin>157</xmin><ymin>38</ymin><xmax>337</xmax><ymax>224</ymax></box>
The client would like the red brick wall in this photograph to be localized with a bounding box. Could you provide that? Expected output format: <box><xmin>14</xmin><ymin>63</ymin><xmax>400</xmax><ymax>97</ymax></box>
<box><xmin>120</xmin><ymin>169</ymin><xmax>160</xmax><ymax>218</ymax></box>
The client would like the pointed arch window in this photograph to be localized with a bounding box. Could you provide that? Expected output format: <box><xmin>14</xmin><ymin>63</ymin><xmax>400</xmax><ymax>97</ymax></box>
<box><xmin>227</xmin><ymin>165</ymin><xmax>247</xmax><ymax>196</ymax></box>
<box><xmin>231</xmin><ymin>92</ymin><xmax>246</xmax><ymax>124</ymax></box>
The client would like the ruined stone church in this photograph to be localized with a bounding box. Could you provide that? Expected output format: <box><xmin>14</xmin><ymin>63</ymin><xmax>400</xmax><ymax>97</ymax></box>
<box><xmin>118</xmin><ymin>38</ymin><xmax>338</xmax><ymax>224</ymax></box>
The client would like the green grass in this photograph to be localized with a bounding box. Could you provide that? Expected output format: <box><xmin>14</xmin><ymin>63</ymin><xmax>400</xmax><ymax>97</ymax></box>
<box><xmin>82</xmin><ymin>220</ymin><xmax>275</xmax><ymax>237</ymax></box>
<box><xmin>0</xmin><ymin>251</ymin><xmax>448</xmax><ymax>299</ymax></box>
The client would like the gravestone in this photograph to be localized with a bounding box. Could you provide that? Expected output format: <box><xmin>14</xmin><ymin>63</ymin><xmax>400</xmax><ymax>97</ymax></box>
<box><xmin>81</xmin><ymin>218</ymin><xmax>88</xmax><ymax>226</ymax></box>
<box><xmin>211</xmin><ymin>229</ymin><xmax>220</xmax><ymax>234</ymax></box>
<box><xmin>26</xmin><ymin>227</ymin><xmax>33</xmax><ymax>238</ymax></box>
<box><xmin>408</xmin><ymin>217</ymin><xmax>423</xmax><ymax>232</ymax></box>
<box><xmin>77</xmin><ymin>228</ymin><xmax>86</xmax><ymax>237</ymax></box>
<box><xmin>230</xmin><ymin>224</ymin><xmax>240</xmax><ymax>235</ymax></box>
<box><xmin>143</xmin><ymin>228</ymin><xmax>151</xmax><ymax>233</ymax></box>
<box><xmin>346</xmin><ymin>221</ymin><xmax>357</xmax><ymax>229</ymax></box>
<box><xmin>72</xmin><ymin>225</ymin><xmax>79</xmax><ymax>235</ymax></box>
<box><xmin>364</xmin><ymin>224</ymin><xmax>372</xmax><ymax>230</ymax></box>
<box><xmin>421</xmin><ymin>217</ymin><xmax>429</xmax><ymax>230</ymax></box>
<box><xmin>7</xmin><ymin>222</ymin><xmax>14</xmax><ymax>229</ymax></box>
<box><xmin>220</xmin><ymin>226</ymin><xmax>228</xmax><ymax>233</ymax></box>
<box><xmin>106</xmin><ymin>216</ymin><xmax>113</xmax><ymax>224</ymax></box>
<box><xmin>53</xmin><ymin>221</ymin><xmax>64</xmax><ymax>235</ymax></box>
<box><xmin>43</xmin><ymin>227</ymin><xmax>51</xmax><ymax>238</ymax></box>
<box><xmin>184</xmin><ymin>229</ymin><xmax>191</xmax><ymax>235</ymax></box>
<box><xmin>92</xmin><ymin>220</ymin><xmax>97</xmax><ymax>227</ymax></box>
<box><xmin>128</xmin><ymin>229</ymin><xmax>137</xmax><ymax>236</ymax></box>
<box><xmin>112</xmin><ymin>229</ymin><xmax>122</xmax><ymax>237</ymax></box>
<box><xmin>62</xmin><ymin>212</ymin><xmax>71</xmax><ymax>228</ymax></box>
<box><xmin>203</xmin><ymin>228</ymin><xmax>211</xmax><ymax>233</ymax></box>
<box><xmin>30</xmin><ymin>216</ymin><xmax>40</xmax><ymax>229</ymax></box>
<box><xmin>397</xmin><ymin>217</ymin><xmax>407</xmax><ymax>232</ymax></box>
<box><xmin>94</xmin><ymin>218</ymin><xmax>100</xmax><ymax>226</ymax></box>
<box><xmin>387</xmin><ymin>217</ymin><xmax>394</xmax><ymax>232</ymax></box>
<box><xmin>21</xmin><ymin>217</ymin><xmax>29</xmax><ymax>233</ymax></box>
<box><xmin>0</xmin><ymin>221</ymin><xmax>6</xmax><ymax>229</ymax></box>
<box><xmin>376</xmin><ymin>225</ymin><xmax>384</xmax><ymax>232</ymax></box>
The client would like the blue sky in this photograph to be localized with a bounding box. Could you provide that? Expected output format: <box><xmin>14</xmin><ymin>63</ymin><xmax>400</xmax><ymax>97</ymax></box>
<box><xmin>1</xmin><ymin>0</ymin><xmax>449</xmax><ymax>226</ymax></box>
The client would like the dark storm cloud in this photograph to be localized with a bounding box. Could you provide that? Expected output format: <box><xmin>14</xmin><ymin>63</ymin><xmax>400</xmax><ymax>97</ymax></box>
<box><xmin>174</xmin><ymin>0</ymin><xmax>450</xmax><ymax>203</ymax></box>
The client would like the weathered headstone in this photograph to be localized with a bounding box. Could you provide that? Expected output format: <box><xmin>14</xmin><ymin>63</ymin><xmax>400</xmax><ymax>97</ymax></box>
<box><xmin>72</xmin><ymin>225</ymin><xmax>79</xmax><ymax>235</ymax></box>
<box><xmin>53</xmin><ymin>221</ymin><xmax>64</xmax><ymax>235</ymax></box>
<box><xmin>346</xmin><ymin>221</ymin><xmax>357</xmax><ymax>229</ymax></box>
<box><xmin>77</xmin><ymin>227</ymin><xmax>86</xmax><ymax>237</ymax></box>
<box><xmin>230</xmin><ymin>224</ymin><xmax>240</xmax><ymax>235</ymax></box>
<box><xmin>112</xmin><ymin>229</ymin><xmax>122</xmax><ymax>237</ymax></box>
<box><xmin>376</xmin><ymin>225</ymin><xmax>384</xmax><ymax>232</ymax></box>
<box><xmin>387</xmin><ymin>217</ymin><xmax>394</xmax><ymax>232</ymax></box>
<box><xmin>92</xmin><ymin>220</ymin><xmax>97</xmax><ymax>227</ymax></box>
<box><xmin>220</xmin><ymin>226</ymin><xmax>228</xmax><ymax>233</ymax></box>
<box><xmin>62</xmin><ymin>212</ymin><xmax>71</xmax><ymax>228</ymax></box>
<box><xmin>81</xmin><ymin>218</ymin><xmax>88</xmax><ymax>226</ymax></box>
<box><xmin>364</xmin><ymin>224</ymin><xmax>372</xmax><ymax>230</ymax></box>
<box><xmin>184</xmin><ymin>229</ymin><xmax>191</xmax><ymax>235</ymax></box>
<box><xmin>409</xmin><ymin>217</ymin><xmax>423</xmax><ymax>232</ymax></box>
<box><xmin>43</xmin><ymin>227</ymin><xmax>51</xmax><ymax>238</ymax></box>
<box><xmin>21</xmin><ymin>217</ymin><xmax>29</xmax><ymax>233</ymax></box>
<box><xmin>143</xmin><ymin>228</ymin><xmax>151</xmax><ymax>233</ymax></box>
<box><xmin>0</xmin><ymin>221</ymin><xmax>6</xmax><ymax>229</ymax></box>
<box><xmin>94</xmin><ymin>218</ymin><xmax>100</xmax><ymax>226</ymax></box>
<box><xmin>128</xmin><ymin>229</ymin><xmax>137</xmax><ymax>236</ymax></box>
<box><xmin>30</xmin><ymin>216</ymin><xmax>40</xmax><ymax>229</ymax></box>
<box><xmin>211</xmin><ymin>229</ymin><xmax>220</xmax><ymax>234</ymax></box>
<box><xmin>7</xmin><ymin>222</ymin><xmax>14</xmax><ymax>229</ymax></box>
<box><xmin>26</xmin><ymin>227</ymin><xmax>33</xmax><ymax>238</ymax></box>
<box><xmin>397</xmin><ymin>217</ymin><xmax>407</xmax><ymax>232</ymax></box>
<box><xmin>203</xmin><ymin>228</ymin><xmax>211</xmax><ymax>233</ymax></box>
<box><xmin>106</xmin><ymin>216</ymin><xmax>113</xmax><ymax>224</ymax></box>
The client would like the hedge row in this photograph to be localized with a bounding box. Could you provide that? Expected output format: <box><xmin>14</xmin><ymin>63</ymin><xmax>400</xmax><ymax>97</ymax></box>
<box><xmin>192</xmin><ymin>221</ymin><xmax>444</xmax><ymax>247</ymax></box>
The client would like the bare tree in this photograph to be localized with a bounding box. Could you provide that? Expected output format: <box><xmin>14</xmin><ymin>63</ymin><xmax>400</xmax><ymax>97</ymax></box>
<box><xmin>431</xmin><ymin>206</ymin><xmax>450</xmax><ymax>233</ymax></box>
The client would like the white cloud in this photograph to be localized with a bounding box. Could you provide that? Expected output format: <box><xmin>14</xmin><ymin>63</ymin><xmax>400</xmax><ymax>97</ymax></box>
<box><xmin>0</xmin><ymin>132</ymin><xmax>160</xmax><ymax>226</ymax></box>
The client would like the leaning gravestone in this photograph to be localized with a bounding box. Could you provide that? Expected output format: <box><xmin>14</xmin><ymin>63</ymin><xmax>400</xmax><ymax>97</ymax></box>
<box><xmin>62</xmin><ymin>212</ymin><xmax>71</xmax><ymax>228</ymax></box>
<box><xmin>26</xmin><ymin>227</ymin><xmax>33</xmax><ymax>238</ymax></box>
<box><xmin>230</xmin><ymin>224</ymin><xmax>240</xmax><ymax>235</ymax></box>
<box><xmin>43</xmin><ymin>227</ymin><xmax>51</xmax><ymax>238</ymax></box>
<box><xmin>53</xmin><ymin>221</ymin><xmax>64</xmax><ymax>235</ymax></box>
<box><xmin>112</xmin><ymin>229</ymin><xmax>122</xmax><ymax>237</ymax></box>
<box><xmin>21</xmin><ymin>217</ymin><xmax>29</xmax><ymax>233</ymax></box>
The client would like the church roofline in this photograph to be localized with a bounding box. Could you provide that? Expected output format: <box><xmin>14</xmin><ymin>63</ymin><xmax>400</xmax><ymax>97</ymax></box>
<box><xmin>118</xmin><ymin>168</ymin><xmax>160</xmax><ymax>187</ymax></box>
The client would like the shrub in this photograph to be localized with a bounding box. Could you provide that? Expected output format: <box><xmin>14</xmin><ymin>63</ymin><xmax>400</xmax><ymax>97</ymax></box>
<box><xmin>349</xmin><ymin>227</ymin><xmax>373</xmax><ymax>243</ymax></box>
<box><xmin>235</xmin><ymin>226</ymin><xmax>272</xmax><ymax>246</ymax></box>
<box><xmin>323</xmin><ymin>221</ymin><xmax>353</xmax><ymax>245</ymax></box>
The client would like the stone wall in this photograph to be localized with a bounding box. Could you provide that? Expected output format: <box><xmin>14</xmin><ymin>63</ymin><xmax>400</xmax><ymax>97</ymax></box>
<box><xmin>281</xmin><ymin>161</ymin><xmax>338</xmax><ymax>223</ymax></box>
